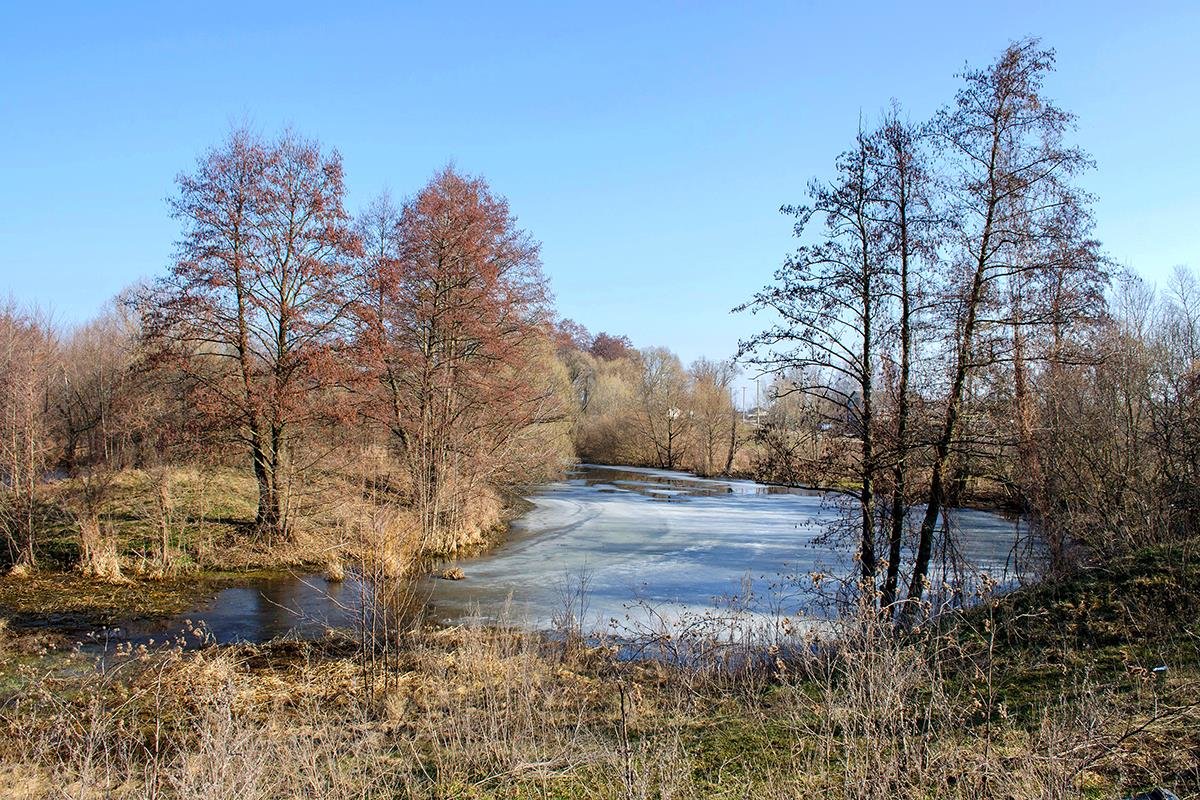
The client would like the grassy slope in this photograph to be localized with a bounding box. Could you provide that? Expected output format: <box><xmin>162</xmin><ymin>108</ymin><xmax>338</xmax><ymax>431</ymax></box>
<box><xmin>635</xmin><ymin>539</ymin><xmax>1200</xmax><ymax>795</ymax></box>
<box><xmin>984</xmin><ymin>538</ymin><xmax>1200</xmax><ymax>713</ymax></box>
<box><xmin>22</xmin><ymin>466</ymin><xmax>262</xmax><ymax>573</ymax></box>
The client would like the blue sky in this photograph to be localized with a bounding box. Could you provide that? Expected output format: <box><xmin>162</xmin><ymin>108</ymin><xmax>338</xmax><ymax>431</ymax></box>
<box><xmin>1</xmin><ymin>2</ymin><xmax>1197</xmax><ymax>372</ymax></box>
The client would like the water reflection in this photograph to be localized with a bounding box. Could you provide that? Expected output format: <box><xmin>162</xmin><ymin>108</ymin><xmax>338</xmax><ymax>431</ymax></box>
<box><xmin>103</xmin><ymin>573</ymin><xmax>363</xmax><ymax>649</ymax></box>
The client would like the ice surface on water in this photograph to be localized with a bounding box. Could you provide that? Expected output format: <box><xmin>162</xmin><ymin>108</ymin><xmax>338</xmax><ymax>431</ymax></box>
<box><xmin>111</xmin><ymin>465</ymin><xmax>1029</xmax><ymax>646</ymax></box>
<box><xmin>422</xmin><ymin>465</ymin><xmax>1031</xmax><ymax>631</ymax></box>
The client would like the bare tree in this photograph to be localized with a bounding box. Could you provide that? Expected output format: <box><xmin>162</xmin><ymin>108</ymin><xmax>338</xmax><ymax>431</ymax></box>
<box><xmin>52</xmin><ymin>300</ymin><xmax>148</xmax><ymax>471</ymax></box>
<box><xmin>905</xmin><ymin>40</ymin><xmax>1102</xmax><ymax>611</ymax></box>
<box><xmin>0</xmin><ymin>302</ymin><xmax>57</xmax><ymax>571</ymax></box>
<box><xmin>635</xmin><ymin>347</ymin><xmax>692</xmax><ymax>470</ymax></box>
<box><xmin>738</xmin><ymin>127</ymin><xmax>888</xmax><ymax>591</ymax></box>
<box><xmin>1164</xmin><ymin>264</ymin><xmax>1200</xmax><ymax>365</ymax></box>
<box><xmin>688</xmin><ymin>358</ymin><xmax>738</xmax><ymax>476</ymax></box>
<box><xmin>144</xmin><ymin>128</ymin><xmax>360</xmax><ymax>538</ymax></box>
<box><xmin>750</xmin><ymin>370</ymin><xmax>836</xmax><ymax>486</ymax></box>
<box><xmin>872</xmin><ymin>109</ymin><xmax>937</xmax><ymax>614</ymax></box>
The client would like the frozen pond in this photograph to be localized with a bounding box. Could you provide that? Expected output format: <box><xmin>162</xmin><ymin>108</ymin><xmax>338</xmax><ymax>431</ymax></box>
<box><xmin>419</xmin><ymin>464</ymin><xmax>1031</xmax><ymax>631</ymax></box>
<box><xmin>84</xmin><ymin>464</ymin><xmax>1031</xmax><ymax>646</ymax></box>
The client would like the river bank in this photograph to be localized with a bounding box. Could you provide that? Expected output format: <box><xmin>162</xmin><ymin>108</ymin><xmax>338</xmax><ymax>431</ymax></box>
<box><xmin>0</xmin><ymin>461</ymin><xmax>1195</xmax><ymax>796</ymax></box>
<box><xmin>1</xmin><ymin>536</ymin><xmax>1196</xmax><ymax>798</ymax></box>
<box><xmin>0</xmin><ymin>462</ymin><xmax>538</xmax><ymax>641</ymax></box>
<box><xmin>1</xmin><ymin>464</ymin><xmax>1030</xmax><ymax>649</ymax></box>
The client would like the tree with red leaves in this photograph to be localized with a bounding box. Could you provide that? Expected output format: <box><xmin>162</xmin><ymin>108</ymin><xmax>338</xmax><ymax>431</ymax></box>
<box><xmin>590</xmin><ymin>332</ymin><xmax>635</xmax><ymax>361</ymax></box>
<box><xmin>553</xmin><ymin>318</ymin><xmax>593</xmax><ymax>354</ymax></box>
<box><xmin>144</xmin><ymin>129</ymin><xmax>360</xmax><ymax>537</ymax></box>
<box><xmin>356</xmin><ymin>168</ymin><xmax>553</xmax><ymax>555</ymax></box>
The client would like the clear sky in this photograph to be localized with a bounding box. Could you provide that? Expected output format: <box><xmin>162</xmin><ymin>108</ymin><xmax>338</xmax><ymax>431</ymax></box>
<box><xmin>2</xmin><ymin>2</ymin><xmax>1197</xmax><ymax>373</ymax></box>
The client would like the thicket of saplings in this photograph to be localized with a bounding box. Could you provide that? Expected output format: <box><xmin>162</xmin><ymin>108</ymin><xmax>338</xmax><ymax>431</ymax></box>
<box><xmin>0</xmin><ymin>38</ymin><xmax>1198</xmax><ymax>798</ymax></box>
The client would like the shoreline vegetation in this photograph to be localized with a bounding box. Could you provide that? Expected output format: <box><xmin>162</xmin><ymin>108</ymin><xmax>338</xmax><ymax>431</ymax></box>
<box><xmin>0</xmin><ymin>466</ymin><xmax>540</xmax><ymax>636</ymax></box>
<box><xmin>1</xmin><ymin>38</ymin><xmax>1198</xmax><ymax>798</ymax></box>
<box><xmin>0</xmin><ymin>537</ymin><xmax>1196</xmax><ymax>798</ymax></box>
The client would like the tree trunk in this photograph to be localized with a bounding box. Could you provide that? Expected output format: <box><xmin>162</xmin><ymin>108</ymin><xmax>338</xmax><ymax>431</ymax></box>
<box><xmin>858</xmin><ymin>248</ymin><xmax>877</xmax><ymax>589</ymax></box>
<box><xmin>881</xmin><ymin>151</ymin><xmax>913</xmax><ymax>616</ymax></box>
<box><xmin>905</xmin><ymin>201</ymin><xmax>993</xmax><ymax>619</ymax></box>
<box><xmin>251</xmin><ymin>432</ymin><xmax>280</xmax><ymax>532</ymax></box>
<box><xmin>723</xmin><ymin>400</ymin><xmax>737</xmax><ymax>476</ymax></box>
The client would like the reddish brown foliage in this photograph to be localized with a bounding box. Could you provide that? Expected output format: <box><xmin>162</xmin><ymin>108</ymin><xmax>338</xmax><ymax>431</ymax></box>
<box><xmin>143</xmin><ymin>128</ymin><xmax>360</xmax><ymax>534</ymax></box>
<box><xmin>355</xmin><ymin>167</ymin><xmax>555</xmax><ymax>553</ymax></box>
<box><xmin>589</xmin><ymin>332</ymin><xmax>635</xmax><ymax>362</ymax></box>
<box><xmin>552</xmin><ymin>318</ymin><xmax>593</xmax><ymax>354</ymax></box>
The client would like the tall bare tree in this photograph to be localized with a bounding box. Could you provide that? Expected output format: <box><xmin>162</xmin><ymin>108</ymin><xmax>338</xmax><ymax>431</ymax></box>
<box><xmin>871</xmin><ymin>109</ymin><xmax>936</xmax><ymax>613</ymax></box>
<box><xmin>0</xmin><ymin>303</ymin><xmax>57</xmax><ymax>570</ymax></box>
<box><xmin>52</xmin><ymin>300</ymin><xmax>150</xmax><ymax>471</ymax></box>
<box><xmin>145</xmin><ymin>128</ymin><xmax>360</xmax><ymax>537</ymax></box>
<box><xmin>905</xmin><ymin>40</ymin><xmax>1102</xmax><ymax>609</ymax></box>
<box><xmin>738</xmin><ymin>128</ymin><xmax>888</xmax><ymax>591</ymax></box>
<box><xmin>688</xmin><ymin>358</ymin><xmax>738</xmax><ymax>476</ymax></box>
<box><xmin>635</xmin><ymin>347</ymin><xmax>692</xmax><ymax>470</ymax></box>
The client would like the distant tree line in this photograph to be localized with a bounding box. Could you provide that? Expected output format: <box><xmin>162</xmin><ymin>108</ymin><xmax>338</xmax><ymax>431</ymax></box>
<box><xmin>551</xmin><ymin>324</ymin><xmax>743</xmax><ymax>477</ymax></box>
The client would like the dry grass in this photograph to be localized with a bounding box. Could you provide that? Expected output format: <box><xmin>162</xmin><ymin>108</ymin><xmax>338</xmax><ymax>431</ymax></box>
<box><xmin>2</xmin><ymin>537</ymin><xmax>1197</xmax><ymax>798</ymax></box>
<box><xmin>75</xmin><ymin>515</ymin><xmax>126</xmax><ymax>583</ymax></box>
<box><xmin>17</xmin><ymin>462</ymin><xmax>432</xmax><ymax>579</ymax></box>
<box><xmin>0</xmin><ymin>585</ymin><xmax>1195</xmax><ymax>799</ymax></box>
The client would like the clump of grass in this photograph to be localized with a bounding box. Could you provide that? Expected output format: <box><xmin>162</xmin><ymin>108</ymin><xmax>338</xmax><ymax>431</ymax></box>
<box><xmin>322</xmin><ymin>560</ymin><xmax>345</xmax><ymax>582</ymax></box>
<box><xmin>76</xmin><ymin>514</ymin><xmax>126</xmax><ymax>583</ymax></box>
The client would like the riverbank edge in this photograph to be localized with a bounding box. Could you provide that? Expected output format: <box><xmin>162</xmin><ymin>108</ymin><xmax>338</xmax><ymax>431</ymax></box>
<box><xmin>583</xmin><ymin>459</ymin><xmax>1027</xmax><ymax>514</ymax></box>
<box><xmin>2</xmin><ymin>535</ymin><xmax>1196</xmax><ymax>797</ymax></box>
